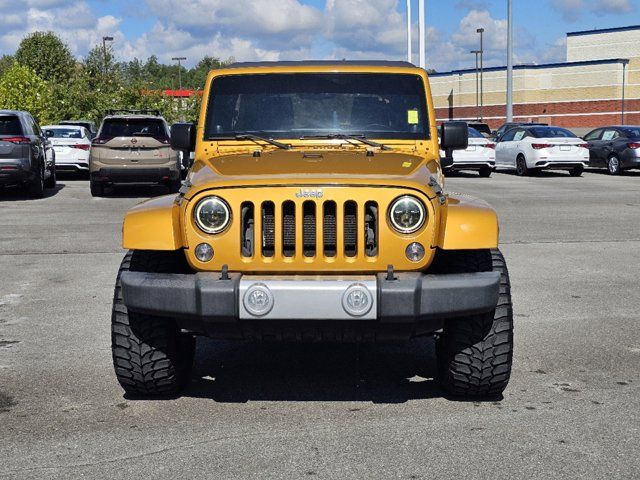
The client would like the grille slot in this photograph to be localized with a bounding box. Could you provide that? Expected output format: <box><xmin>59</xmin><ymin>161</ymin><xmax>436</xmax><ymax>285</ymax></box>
<box><xmin>344</xmin><ymin>201</ymin><xmax>358</xmax><ymax>258</ymax></box>
<box><xmin>282</xmin><ymin>201</ymin><xmax>296</xmax><ymax>257</ymax></box>
<box><xmin>323</xmin><ymin>201</ymin><xmax>337</xmax><ymax>257</ymax></box>
<box><xmin>240</xmin><ymin>202</ymin><xmax>254</xmax><ymax>257</ymax></box>
<box><xmin>262</xmin><ymin>201</ymin><xmax>275</xmax><ymax>258</ymax></box>
<box><xmin>364</xmin><ymin>201</ymin><xmax>378</xmax><ymax>257</ymax></box>
<box><xmin>303</xmin><ymin>201</ymin><xmax>316</xmax><ymax>257</ymax></box>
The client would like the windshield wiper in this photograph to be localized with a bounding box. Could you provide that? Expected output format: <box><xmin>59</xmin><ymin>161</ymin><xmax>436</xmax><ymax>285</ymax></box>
<box><xmin>234</xmin><ymin>134</ymin><xmax>291</xmax><ymax>150</ymax></box>
<box><xmin>300</xmin><ymin>134</ymin><xmax>392</xmax><ymax>151</ymax></box>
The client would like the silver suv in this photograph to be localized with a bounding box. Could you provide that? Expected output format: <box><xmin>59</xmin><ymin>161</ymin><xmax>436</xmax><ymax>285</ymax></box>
<box><xmin>89</xmin><ymin>110</ymin><xmax>180</xmax><ymax>196</ymax></box>
<box><xmin>0</xmin><ymin>110</ymin><xmax>56</xmax><ymax>197</ymax></box>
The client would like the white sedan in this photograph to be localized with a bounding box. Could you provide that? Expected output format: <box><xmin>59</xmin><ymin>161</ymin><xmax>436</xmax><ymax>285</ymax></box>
<box><xmin>495</xmin><ymin>125</ymin><xmax>589</xmax><ymax>176</ymax></box>
<box><xmin>440</xmin><ymin>127</ymin><xmax>496</xmax><ymax>177</ymax></box>
<box><xmin>42</xmin><ymin>125</ymin><xmax>92</xmax><ymax>173</ymax></box>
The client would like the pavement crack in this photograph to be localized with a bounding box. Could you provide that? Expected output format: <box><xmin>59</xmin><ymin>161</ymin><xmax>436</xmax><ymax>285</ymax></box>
<box><xmin>0</xmin><ymin>431</ymin><xmax>270</xmax><ymax>474</ymax></box>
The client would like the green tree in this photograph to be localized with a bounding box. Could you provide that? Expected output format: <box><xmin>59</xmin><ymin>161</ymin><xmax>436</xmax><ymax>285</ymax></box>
<box><xmin>185</xmin><ymin>56</ymin><xmax>224</xmax><ymax>89</ymax></box>
<box><xmin>0</xmin><ymin>63</ymin><xmax>55</xmax><ymax>123</ymax></box>
<box><xmin>15</xmin><ymin>32</ymin><xmax>76</xmax><ymax>83</ymax></box>
<box><xmin>0</xmin><ymin>55</ymin><xmax>15</xmax><ymax>76</ymax></box>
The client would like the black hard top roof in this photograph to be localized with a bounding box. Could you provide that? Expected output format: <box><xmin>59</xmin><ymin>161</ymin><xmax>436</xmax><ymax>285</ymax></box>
<box><xmin>226</xmin><ymin>60</ymin><xmax>417</xmax><ymax>69</ymax></box>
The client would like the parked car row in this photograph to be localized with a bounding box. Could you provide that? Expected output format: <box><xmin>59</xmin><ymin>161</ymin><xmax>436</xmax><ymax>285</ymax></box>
<box><xmin>443</xmin><ymin>123</ymin><xmax>640</xmax><ymax>177</ymax></box>
<box><xmin>0</xmin><ymin>108</ymin><xmax>186</xmax><ymax>198</ymax></box>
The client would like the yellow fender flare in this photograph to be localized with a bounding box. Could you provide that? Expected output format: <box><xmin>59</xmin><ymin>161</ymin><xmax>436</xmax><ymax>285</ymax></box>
<box><xmin>122</xmin><ymin>195</ymin><xmax>185</xmax><ymax>251</ymax></box>
<box><xmin>436</xmin><ymin>194</ymin><xmax>499</xmax><ymax>250</ymax></box>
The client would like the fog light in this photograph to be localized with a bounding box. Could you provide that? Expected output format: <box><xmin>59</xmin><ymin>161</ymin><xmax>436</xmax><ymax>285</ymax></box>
<box><xmin>406</xmin><ymin>242</ymin><xmax>425</xmax><ymax>262</ymax></box>
<box><xmin>195</xmin><ymin>243</ymin><xmax>214</xmax><ymax>262</ymax></box>
<box><xmin>244</xmin><ymin>283</ymin><xmax>274</xmax><ymax>317</ymax></box>
<box><xmin>342</xmin><ymin>284</ymin><xmax>373</xmax><ymax>317</ymax></box>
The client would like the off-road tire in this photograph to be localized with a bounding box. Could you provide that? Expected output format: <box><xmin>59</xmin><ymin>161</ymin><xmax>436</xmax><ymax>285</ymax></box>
<box><xmin>111</xmin><ymin>250</ymin><xmax>195</xmax><ymax>396</ymax></box>
<box><xmin>90</xmin><ymin>180</ymin><xmax>104</xmax><ymax>197</ymax></box>
<box><xmin>28</xmin><ymin>161</ymin><xmax>45</xmax><ymax>198</ymax></box>
<box><xmin>436</xmin><ymin>249</ymin><xmax>513</xmax><ymax>399</ymax></box>
<box><xmin>569</xmin><ymin>165</ymin><xmax>584</xmax><ymax>177</ymax></box>
<box><xmin>478</xmin><ymin>166</ymin><xmax>492</xmax><ymax>178</ymax></box>
<box><xmin>44</xmin><ymin>164</ymin><xmax>57</xmax><ymax>189</ymax></box>
<box><xmin>515</xmin><ymin>156</ymin><xmax>529</xmax><ymax>176</ymax></box>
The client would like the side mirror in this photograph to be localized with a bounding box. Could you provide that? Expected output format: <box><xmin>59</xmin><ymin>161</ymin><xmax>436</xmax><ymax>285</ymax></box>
<box><xmin>440</xmin><ymin>122</ymin><xmax>469</xmax><ymax>151</ymax></box>
<box><xmin>45</xmin><ymin>130</ymin><xmax>55</xmax><ymax>138</ymax></box>
<box><xmin>171</xmin><ymin>123</ymin><xmax>196</xmax><ymax>152</ymax></box>
<box><xmin>440</xmin><ymin>121</ymin><xmax>468</xmax><ymax>167</ymax></box>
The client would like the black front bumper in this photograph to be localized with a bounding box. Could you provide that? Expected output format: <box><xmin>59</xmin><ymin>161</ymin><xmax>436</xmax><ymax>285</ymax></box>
<box><xmin>92</xmin><ymin>167</ymin><xmax>179</xmax><ymax>184</ymax></box>
<box><xmin>120</xmin><ymin>271</ymin><xmax>501</xmax><ymax>338</ymax></box>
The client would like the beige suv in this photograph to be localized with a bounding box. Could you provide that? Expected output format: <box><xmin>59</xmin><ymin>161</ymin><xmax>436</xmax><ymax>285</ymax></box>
<box><xmin>89</xmin><ymin>110</ymin><xmax>180</xmax><ymax>196</ymax></box>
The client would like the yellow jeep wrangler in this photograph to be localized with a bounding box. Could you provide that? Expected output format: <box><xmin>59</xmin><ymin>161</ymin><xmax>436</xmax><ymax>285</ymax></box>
<box><xmin>112</xmin><ymin>61</ymin><xmax>513</xmax><ymax>399</ymax></box>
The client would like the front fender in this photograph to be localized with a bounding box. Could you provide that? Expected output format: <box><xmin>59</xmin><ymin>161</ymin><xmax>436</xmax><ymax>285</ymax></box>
<box><xmin>436</xmin><ymin>194</ymin><xmax>499</xmax><ymax>250</ymax></box>
<box><xmin>122</xmin><ymin>195</ymin><xmax>185</xmax><ymax>251</ymax></box>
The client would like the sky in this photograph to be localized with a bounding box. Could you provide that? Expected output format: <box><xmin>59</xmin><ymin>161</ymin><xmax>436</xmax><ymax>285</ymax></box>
<box><xmin>0</xmin><ymin>0</ymin><xmax>638</xmax><ymax>73</ymax></box>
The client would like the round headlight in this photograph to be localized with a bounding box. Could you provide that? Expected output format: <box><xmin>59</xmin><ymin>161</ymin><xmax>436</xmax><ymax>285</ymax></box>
<box><xmin>194</xmin><ymin>196</ymin><xmax>231</xmax><ymax>234</ymax></box>
<box><xmin>389</xmin><ymin>196</ymin><xmax>426</xmax><ymax>234</ymax></box>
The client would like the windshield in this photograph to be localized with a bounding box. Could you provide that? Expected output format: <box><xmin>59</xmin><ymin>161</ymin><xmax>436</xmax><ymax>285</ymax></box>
<box><xmin>468</xmin><ymin>127</ymin><xmax>484</xmax><ymax>138</ymax></box>
<box><xmin>204</xmin><ymin>73</ymin><xmax>429</xmax><ymax>140</ymax></box>
<box><xmin>100</xmin><ymin>118</ymin><xmax>168</xmax><ymax>139</ymax></box>
<box><xmin>530</xmin><ymin>127</ymin><xmax>576</xmax><ymax>138</ymax></box>
<box><xmin>47</xmin><ymin>127</ymin><xmax>82</xmax><ymax>139</ymax></box>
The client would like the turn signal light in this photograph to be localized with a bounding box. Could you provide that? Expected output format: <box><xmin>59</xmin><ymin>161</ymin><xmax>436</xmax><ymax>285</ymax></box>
<box><xmin>531</xmin><ymin>143</ymin><xmax>552</xmax><ymax>150</ymax></box>
<box><xmin>578</xmin><ymin>143</ymin><xmax>589</xmax><ymax>149</ymax></box>
<box><xmin>73</xmin><ymin>144</ymin><xmax>90</xmax><ymax>150</ymax></box>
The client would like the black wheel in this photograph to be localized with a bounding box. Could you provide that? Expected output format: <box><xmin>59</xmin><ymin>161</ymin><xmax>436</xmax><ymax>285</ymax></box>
<box><xmin>28</xmin><ymin>161</ymin><xmax>45</xmax><ymax>198</ymax></box>
<box><xmin>44</xmin><ymin>163</ymin><xmax>57</xmax><ymax>189</ymax></box>
<box><xmin>607</xmin><ymin>156</ymin><xmax>621</xmax><ymax>175</ymax></box>
<box><xmin>436</xmin><ymin>249</ymin><xmax>513</xmax><ymax>399</ymax></box>
<box><xmin>478</xmin><ymin>166</ymin><xmax>492</xmax><ymax>178</ymax></box>
<box><xmin>515</xmin><ymin>156</ymin><xmax>529</xmax><ymax>176</ymax></box>
<box><xmin>90</xmin><ymin>180</ymin><xmax>104</xmax><ymax>197</ymax></box>
<box><xmin>112</xmin><ymin>250</ymin><xmax>195</xmax><ymax>397</ymax></box>
<box><xmin>569</xmin><ymin>165</ymin><xmax>584</xmax><ymax>177</ymax></box>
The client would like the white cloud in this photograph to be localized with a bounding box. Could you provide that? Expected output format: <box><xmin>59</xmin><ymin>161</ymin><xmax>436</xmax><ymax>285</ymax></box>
<box><xmin>591</xmin><ymin>0</ymin><xmax>633</xmax><ymax>13</ymax></box>
<box><xmin>3</xmin><ymin>0</ymin><xmax>627</xmax><ymax>74</ymax></box>
<box><xmin>549</xmin><ymin>0</ymin><xmax>635</xmax><ymax>21</ymax></box>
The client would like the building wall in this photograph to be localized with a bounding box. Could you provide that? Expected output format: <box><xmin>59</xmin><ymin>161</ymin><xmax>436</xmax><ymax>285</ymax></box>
<box><xmin>429</xmin><ymin>26</ymin><xmax>640</xmax><ymax>130</ymax></box>
<box><xmin>567</xmin><ymin>26</ymin><xmax>640</xmax><ymax>62</ymax></box>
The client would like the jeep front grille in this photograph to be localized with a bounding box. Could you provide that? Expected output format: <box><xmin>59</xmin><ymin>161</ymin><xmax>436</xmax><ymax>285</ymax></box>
<box><xmin>240</xmin><ymin>199</ymin><xmax>378</xmax><ymax>261</ymax></box>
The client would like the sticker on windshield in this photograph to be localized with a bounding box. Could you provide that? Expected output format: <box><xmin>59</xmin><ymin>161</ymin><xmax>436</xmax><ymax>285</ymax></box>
<box><xmin>407</xmin><ymin>110</ymin><xmax>419</xmax><ymax>124</ymax></box>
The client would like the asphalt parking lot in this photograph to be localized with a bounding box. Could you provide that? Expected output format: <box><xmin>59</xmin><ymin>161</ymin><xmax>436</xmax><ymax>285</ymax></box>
<box><xmin>1</xmin><ymin>170</ymin><xmax>639</xmax><ymax>479</ymax></box>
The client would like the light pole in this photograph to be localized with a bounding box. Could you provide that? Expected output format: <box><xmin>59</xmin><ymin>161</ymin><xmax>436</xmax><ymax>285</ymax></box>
<box><xmin>506</xmin><ymin>0</ymin><xmax>514</xmax><ymax>123</ymax></box>
<box><xmin>172</xmin><ymin>56</ymin><xmax>187</xmax><ymax>120</ymax></box>
<box><xmin>406</xmin><ymin>0</ymin><xmax>412</xmax><ymax>63</ymax></box>
<box><xmin>476</xmin><ymin>27</ymin><xmax>484</xmax><ymax>121</ymax></box>
<box><xmin>621</xmin><ymin>59</ymin><xmax>629</xmax><ymax>125</ymax></box>
<box><xmin>471</xmin><ymin>50</ymin><xmax>481</xmax><ymax>121</ymax></box>
<box><xmin>418</xmin><ymin>0</ymin><xmax>426</xmax><ymax>69</ymax></box>
<box><xmin>102</xmin><ymin>36</ymin><xmax>114</xmax><ymax>76</ymax></box>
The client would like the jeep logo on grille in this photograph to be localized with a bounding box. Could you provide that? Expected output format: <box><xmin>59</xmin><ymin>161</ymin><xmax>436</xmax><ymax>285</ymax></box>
<box><xmin>295</xmin><ymin>188</ymin><xmax>323</xmax><ymax>199</ymax></box>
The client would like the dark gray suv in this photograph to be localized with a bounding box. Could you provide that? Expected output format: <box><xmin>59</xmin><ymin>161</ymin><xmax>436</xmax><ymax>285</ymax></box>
<box><xmin>0</xmin><ymin>110</ymin><xmax>56</xmax><ymax>197</ymax></box>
